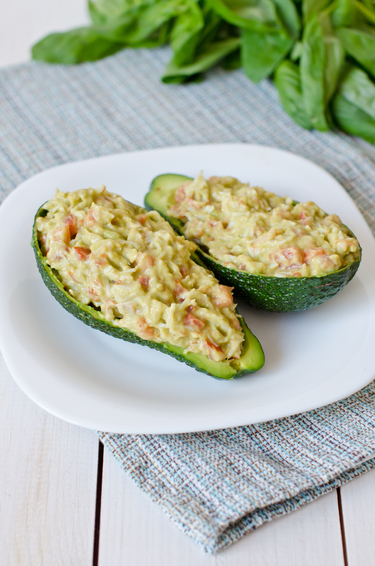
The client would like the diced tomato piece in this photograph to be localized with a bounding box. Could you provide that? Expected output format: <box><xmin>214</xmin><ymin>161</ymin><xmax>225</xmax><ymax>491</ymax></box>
<box><xmin>137</xmin><ymin>214</ymin><xmax>147</xmax><ymax>226</ymax></box>
<box><xmin>137</xmin><ymin>317</ymin><xmax>154</xmax><ymax>339</ymax></box>
<box><xmin>136</xmin><ymin>252</ymin><xmax>155</xmax><ymax>271</ymax></box>
<box><xmin>88</xmin><ymin>280</ymin><xmax>101</xmax><ymax>298</ymax></box>
<box><xmin>139</xmin><ymin>276</ymin><xmax>150</xmax><ymax>290</ymax></box>
<box><xmin>175</xmin><ymin>182</ymin><xmax>190</xmax><ymax>203</ymax></box>
<box><xmin>179</xmin><ymin>266</ymin><xmax>189</xmax><ymax>278</ymax></box>
<box><xmin>274</xmin><ymin>247</ymin><xmax>303</xmax><ymax>269</ymax></box>
<box><xmin>184</xmin><ymin>313</ymin><xmax>205</xmax><ymax>330</ymax></box>
<box><xmin>214</xmin><ymin>285</ymin><xmax>234</xmax><ymax>308</ymax></box>
<box><xmin>298</xmin><ymin>211</ymin><xmax>312</xmax><ymax>226</ymax></box>
<box><xmin>64</xmin><ymin>214</ymin><xmax>77</xmax><ymax>238</ymax></box>
<box><xmin>174</xmin><ymin>280</ymin><xmax>187</xmax><ymax>303</ymax></box>
<box><xmin>95</xmin><ymin>258</ymin><xmax>106</xmax><ymax>266</ymax></box>
<box><xmin>73</xmin><ymin>246</ymin><xmax>91</xmax><ymax>260</ymax></box>
<box><xmin>283</xmin><ymin>249</ymin><xmax>294</xmax><ymax>260</ymax></box>
<box><xmin>94</xmin><ymin>252</ymin><xmax>107</xmax><ymax>267</ymax></box>
<box><xmin>185</xmin><ymin>197</ymin><xmax>202</xmax><ymax>209</ymax></box>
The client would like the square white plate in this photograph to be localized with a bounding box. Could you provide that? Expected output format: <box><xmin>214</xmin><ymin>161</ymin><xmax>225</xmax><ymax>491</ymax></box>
<box><xmin>0</xmin><ymin>144</ymin><xmax>374</xmax><ymax>433</ymax></box>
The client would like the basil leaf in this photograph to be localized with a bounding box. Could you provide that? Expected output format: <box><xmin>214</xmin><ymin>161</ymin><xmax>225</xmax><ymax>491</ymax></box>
<box><xmin>332</xmin><ymin>66</ymin><xmax>375</xmax><ymax>143</ymax></box>
<box><xmin>273</xmin><ymin>0</ymin><xmax>301</xmax><ymax>37</ymax></box>
<box><xmin>89</xmin><ymin>0</ymin><xmax>110</xmax><ymax>25</ymax></box>
<box><xmin>241</xmin><ymin>28</ymin><xmax>294</xmax><ymax>82</ymax></box>
<box><xmin>324</xmin><ymin>34</ymin><xmax>345</xmax><ymax>101</ymax></box>
<box><xmin>333</xmin><ymin>97</ymin><xmax>375</xmax><ymax>143</ymax></box>
<box><xmin>274</xmin><ymin>60</ymin><xmax>313</xmax><ymax>128</ymax></box>
<box><xmin>290</xmin><ymin>40</ymin><xmax>302</xmax><ymax>60</ymax></box>
<box><xmin>119</xmin><ymin>1</ymin><xmax>188</xmax><ymax>45</ymax></box>
<box><xmin>302</xmin><ymin>0</ymin><xmax>332</xmax><ymax>24</ymax></box>
<box><xmin>207</xmin><ymin>0</ymin><xmax>282</xmax><ymax>32</ymax></box>
<box><xmin>320</xmin><ymin>11</ymin><xmax>345</xmax><ymax>102</ymax></box>
<box><xmin>336</xmin><ymin>26</ymin><xmax>375</xmax><ymax>79</ymax></box>
<box><xmin>88</xmin><ymin>0</ymin><xmax>146</xmax><ymax>23</ymax></box>
<box><xmin>356</xmin><ymin>1</ymin><xmax>375</xmax><ymax>25</ymax></box>
<box><xmin>195</xmin><ymin>5</ymin><xmax>223</xmax><ymax>49</ymax></box>
<box><xmin>162</xmin><ymin>37</ymin><xmax>241</xmax><ymax>82</ymax></box>
<box><xmin>31</xmin><ymin>28</ymin><xmax>125</xmax><ymax>64</ymax></box>
<box><xmin>335</xmin><ymin>65</ymin><xmax>375</xmax><ymax>119</ymax></box>
<box><xmin>90</xmin><ymin>0</ymin><xmax>198</xmax><ymax>47</ymax></box>
<box><xmin>300</xmin><ymin>13</ymin><xmax>329</xmax><ymax>130</ymax></box>
<box><xmin>170</xmin><ymin>1</ymin><xmax>205</xmax><ymax>66</ymax></box>
<box><xmin>331</xmin><ymin>0</ymin><xmax>360</xmax><ymax>28</ymax></box>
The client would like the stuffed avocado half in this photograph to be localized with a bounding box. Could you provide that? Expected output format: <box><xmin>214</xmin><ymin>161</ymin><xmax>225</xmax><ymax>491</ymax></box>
<box><xmin>145</xmin><ymin>173</ymin><xmax>362</xmax><ymax>312</ymax></box>
<box><xmin>32</xmin><ymin>187</ymin><xmax>264</xmax><ymax>379</ymax></box>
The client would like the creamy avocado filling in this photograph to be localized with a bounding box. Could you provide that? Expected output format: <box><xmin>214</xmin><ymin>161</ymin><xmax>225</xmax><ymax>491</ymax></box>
<box><xmin>168</xmin><ymin>173</ymin><xmax>361</xmax><ymax>278</ymax></box>
<box><xmin>36</xmin><ymin>187</ymin><xmax>244</xmax><ymax>362</ymax></box>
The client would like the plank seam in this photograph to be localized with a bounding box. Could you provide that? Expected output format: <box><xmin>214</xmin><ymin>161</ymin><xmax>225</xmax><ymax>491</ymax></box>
<box><xmin>337</xmin><ymin>487</ymin><xmax>349</xmax><ymax>566</ymax></box>
<box><xmin>93</xmin><ymin>440</ymin><xmax>104</xmax><ymax>566</ymax></box>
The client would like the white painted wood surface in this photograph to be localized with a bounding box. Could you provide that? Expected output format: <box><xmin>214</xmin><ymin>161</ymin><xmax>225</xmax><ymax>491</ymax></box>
<box><xmin>0</xmin><ymin>351</ymin><xmax>99</xmax><ymax>566</ymax></box>
<box><xmin>341</xmin><ymin>469</ymin><xmax>375</xmax><ymax>565</ymax></box>
<box><xmin>1</xmin><ymin>1</ymin><xmax>375</xmax><ymax>564</ymax></box>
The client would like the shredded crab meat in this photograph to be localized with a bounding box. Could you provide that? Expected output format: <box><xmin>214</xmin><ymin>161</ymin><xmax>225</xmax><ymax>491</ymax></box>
<box><xmin>168</xmin><ymin>172</ymin><xmax>361</xmax><ymax>278</ymax></box>
<box><xmin>36</xmin><ymin>186</ymin><xmax>245</xmax><ymax>363</ymax></box>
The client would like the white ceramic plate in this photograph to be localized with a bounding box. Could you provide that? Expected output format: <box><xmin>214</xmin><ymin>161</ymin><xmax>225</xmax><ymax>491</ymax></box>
<box><xmin>0</xmin><ymin>144</ymin><xmax>374</xmax><ymax>433</ymax></box>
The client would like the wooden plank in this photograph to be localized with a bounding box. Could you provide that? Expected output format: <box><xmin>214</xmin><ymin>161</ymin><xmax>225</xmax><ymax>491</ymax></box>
<box><xmin>99</xmin><ymin>446</ymin><xmax>345</xmax><ymax>566</ymax></box>
<box><xmin>339</xmin><ymin>468</ymin><xmax>375</xmax><ymax>565</ymax></box>
<box><xmin>0</xmin><ymin>352</ymin><xmax>99</xmax><ymax>566</ymax></box>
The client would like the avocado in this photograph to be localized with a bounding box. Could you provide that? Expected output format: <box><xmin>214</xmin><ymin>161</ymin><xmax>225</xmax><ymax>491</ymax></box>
<box><xmin>32</xmin><ymin>204</ymin><xmax>264</xmax><ymax>379</ymax></box>
<box><xmin>144</xmin><ymin>174</ymin><xmax>361</xmax><ymax>312</ymax></box>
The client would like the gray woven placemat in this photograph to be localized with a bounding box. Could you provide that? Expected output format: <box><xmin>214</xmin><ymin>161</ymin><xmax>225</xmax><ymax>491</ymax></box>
<box><xmin>1</xmin><ymin>48</ymin><xmax>375</xmax><ymax>553</ymax></box>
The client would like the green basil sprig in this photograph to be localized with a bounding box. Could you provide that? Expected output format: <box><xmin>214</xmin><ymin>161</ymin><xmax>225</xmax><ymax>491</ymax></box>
<box><xmin>31</xmin><ymin>0</ymin><xmax>375</xmax><ymax>144</ymax></box>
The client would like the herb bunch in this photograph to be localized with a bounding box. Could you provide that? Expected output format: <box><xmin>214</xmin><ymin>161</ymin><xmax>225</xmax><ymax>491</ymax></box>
<box><xmin>32</xmin><ymin>0</ymin><xmax>375</xmax><ymax>143</ymax></box>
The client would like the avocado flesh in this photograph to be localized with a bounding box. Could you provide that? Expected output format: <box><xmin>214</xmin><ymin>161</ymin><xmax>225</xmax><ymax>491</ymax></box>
<box><xmin>32</xmin><ymin>205</ymin><xmax>264</xmax><ymax>379</ymax></box>
<box><xmin>145</xmin><ymin>174</ymin><xmax>362</xmax><ymax>313</ymax></box>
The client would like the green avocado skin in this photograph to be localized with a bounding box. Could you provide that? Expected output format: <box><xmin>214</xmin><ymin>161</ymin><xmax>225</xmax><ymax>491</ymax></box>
<box><xmin>145</xmin><ymin>173</ymin><xmax>362</xmax><ymax>313</ymax></box>
<box><xmin>32</xmin><ymin>207</ymin><xmax>264</xmax><ymax>379</ymax></box>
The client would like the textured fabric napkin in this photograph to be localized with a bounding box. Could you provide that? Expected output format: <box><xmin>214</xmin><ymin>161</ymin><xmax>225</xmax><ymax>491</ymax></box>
<box><xmin>1</xmin><ymin>48</ymin><xmax>375</xmax><ymax>553</ymax></box>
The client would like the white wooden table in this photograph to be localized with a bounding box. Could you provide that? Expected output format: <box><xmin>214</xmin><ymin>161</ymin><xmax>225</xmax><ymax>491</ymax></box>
<box><xmin>1</xmin><ymin>3</ymin><xmax>375</xmax><ymax>564</ymax></box>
